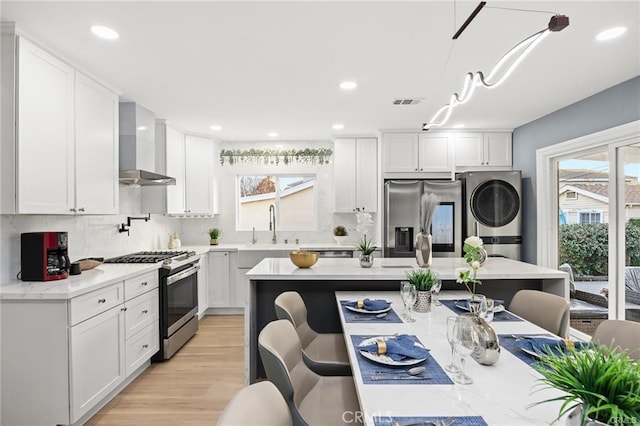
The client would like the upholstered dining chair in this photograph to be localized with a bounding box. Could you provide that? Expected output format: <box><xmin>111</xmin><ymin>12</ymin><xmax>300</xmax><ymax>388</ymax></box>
<box><xmin>274</xmin><ymin>291</ymin><xmax>351</xmax><ymax>376</ymax></box>
<box><xmin>217</xmin><ymin>381</ymin><xmax>292</xmax><ymax>426</ymax></box>
<box><xmin>592</xmin><ymin>319</ymin><xmax>640</xmax><ymax>360</ymax></box>
<box><xmin>258</xmin><ymin>319</ymin><xmax>362</xmax><ymax>426</ymax></box>
<box><xmin>509</xmin><ymin>289</ymin><xmax>571</xmax><ymax>338</ymax></box>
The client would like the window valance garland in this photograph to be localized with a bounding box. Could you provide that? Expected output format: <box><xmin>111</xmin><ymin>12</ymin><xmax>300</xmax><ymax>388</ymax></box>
<box><xmin>220</xmin><ymin>148</ymin><xmax>333</xmax><ymax>166</ymax></box>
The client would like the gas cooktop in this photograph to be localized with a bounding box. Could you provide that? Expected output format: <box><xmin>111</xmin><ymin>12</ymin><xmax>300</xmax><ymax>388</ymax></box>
<box><xmin>104</xmin><ymin>250</ymin><xmax>188</xmax><ymax>264</ymax></box>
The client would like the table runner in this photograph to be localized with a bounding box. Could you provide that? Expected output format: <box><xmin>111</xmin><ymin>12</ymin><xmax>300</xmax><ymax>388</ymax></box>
<box><xmin>341</xmin><ymin>302</ymin><xmax>403</xmax><ymax>323</ymax></box>
<box><xmin>441</xmin><ymin>300</ymin><xmax>522</xmax><ymax>322</ymax></box>
<box><xmin>374</xmin><ymin>415</ymin><xmax>488</xmax><ymax>426</ymax></box>
<box><xmin>350</xmin><ymin>335</ymin><xmax>453</xmax><ymax>385</ymax></box>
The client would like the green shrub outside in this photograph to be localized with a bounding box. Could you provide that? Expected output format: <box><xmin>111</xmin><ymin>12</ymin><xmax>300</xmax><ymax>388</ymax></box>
<box><xmin>558</xmin><ymin>222</ymin><xmax>640</xmax><ymax>277</ymax></box>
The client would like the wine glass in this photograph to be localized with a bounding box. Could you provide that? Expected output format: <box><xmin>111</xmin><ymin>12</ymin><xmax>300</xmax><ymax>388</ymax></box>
<box><xmin>402</xmin><ymin>283</ymin><xmax>418</xmax><ymax>323</ymax></box>
<box><xmin>431</xmin><ymin>279</ymin><xmax>442</xmax><ymax>306</ymax></box>
<box><xmin>484</xmin><ymin>298</ymin><xmax>495</xmax><ymax>323</ymax></box>
<box><xmin>452</xmin><ymin>318</ymin><xmax>480</xmax><ymax>385</ymax></box>
<box><xmin>444</xmin><ymin>316</ymin><xmax>460</xmax><ymax>373</ymax></box>
<box><xmin>400</xmin><ymin>281</ymin><xmax>411</xmax><ymax>319</ymax></box>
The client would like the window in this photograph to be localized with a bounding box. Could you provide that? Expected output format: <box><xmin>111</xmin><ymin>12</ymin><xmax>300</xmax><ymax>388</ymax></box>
<box><xmin>237</xmin><ymin>175</ymin><xmax>316</xmax><ymax>231</ymax></box>
<box><xmin>579</xmin><ymin>210</ymin><xmax>602</xmax><ymax>224</ymax></box>
<box><xmin>566</xmin><ymin>191</ymin><xmax>577</xmax><ymax>200</ymax></box>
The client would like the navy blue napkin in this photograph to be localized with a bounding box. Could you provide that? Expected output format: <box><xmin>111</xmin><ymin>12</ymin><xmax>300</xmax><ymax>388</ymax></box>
<box><xmin>517</xmin><ymin>337</ymin><xmax>591</xmax><ymax>357</ymax></box>
<box><xmin>341</xmin><ymin>298</ymin><xmax>390</xmax><ymax>311</ymax></box>
<box><xmin>358</xmin><ymin>334</ymin><xmax>429</xmax><ymax>361</ymax></box>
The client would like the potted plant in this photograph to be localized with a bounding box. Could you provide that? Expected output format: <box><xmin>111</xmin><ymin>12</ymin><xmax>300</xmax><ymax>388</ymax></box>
<box><xmin>405</xmin><ymin>268</ymin><xmax>439</xmax><ymax>313</ymax></box>
<box><xmin>354</xmin><ymin>235</ymin><xmax>376</xmax><ymax>268</ymax></box>
<box><xmin>208</xmin><ymin>228</ymin><xmax>221</xmax><ymax>245</ymax></box>
<box><xmin>532</xmin><ymin>344</ymin><xmax>640</xmax><ymax>425</ymax></box>
<box><xmin>333</xmin><ymin>225</ymin><xmax>349</xmax><ymax>245</ymax></box>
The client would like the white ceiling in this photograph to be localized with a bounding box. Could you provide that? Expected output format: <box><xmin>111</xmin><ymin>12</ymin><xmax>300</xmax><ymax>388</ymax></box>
<box><xmin>2</xmin><ymin>1</ymin><xmax>638</xmax><ymax>141</ymax></box>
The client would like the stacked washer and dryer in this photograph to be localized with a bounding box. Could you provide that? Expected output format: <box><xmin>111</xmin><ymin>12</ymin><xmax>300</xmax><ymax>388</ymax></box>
<box><xmin>460</xmin><ymin>171</ymin><xmax>523</xmax><ymax>260</ymax></box>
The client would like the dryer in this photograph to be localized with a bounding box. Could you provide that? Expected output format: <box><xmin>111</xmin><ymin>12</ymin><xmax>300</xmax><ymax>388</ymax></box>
<box><xmin>461</xmin><ymin>171</ymin><xmax>522</xmax><ymax>260</ymax></box>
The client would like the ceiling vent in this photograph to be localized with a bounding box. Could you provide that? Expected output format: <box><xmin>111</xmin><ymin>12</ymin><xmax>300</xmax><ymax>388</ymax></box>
<box><xmin>393</xmin><ymin>98</ymin><xmax>423</xmax><ymax>105</ymax></box>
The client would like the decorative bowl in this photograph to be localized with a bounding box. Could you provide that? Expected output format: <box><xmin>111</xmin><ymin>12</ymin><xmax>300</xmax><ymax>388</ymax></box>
<box><xmin>289</xmin><ymin>251</ymin><xmax>319</xmax><ymax>268</ymax></box>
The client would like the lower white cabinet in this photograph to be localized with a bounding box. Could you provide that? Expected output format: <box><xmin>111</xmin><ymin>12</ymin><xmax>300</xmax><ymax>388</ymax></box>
<box><xmin>207</xmin><ymin>251</ymin><xmax>244</xmax><ymax>309</ymax></box>
<box><xmin>197</xmin><ymin>253</ymin><xmax>209</xmax><ymax>317</ymax></box>
<box><xmin>69</xmin><ymin>304</ymin><xmax>126</xmax><ymax>421</ymax></box>
<box><xmin>0</xmin><ymin>271</ymin><xmax>159</xmax><ymax>425</ymax></box>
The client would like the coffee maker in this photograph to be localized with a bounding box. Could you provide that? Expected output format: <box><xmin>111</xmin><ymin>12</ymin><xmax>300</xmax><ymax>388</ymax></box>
<box><xmin>20</xmin><ymin>232</ymin><xmax>70</xmax><ymax>281</ymax></box>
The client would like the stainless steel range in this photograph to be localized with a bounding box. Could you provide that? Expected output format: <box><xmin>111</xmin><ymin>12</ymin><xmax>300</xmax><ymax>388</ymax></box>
<box><xmin>105</xmin><ymin>250</ymin><xmax>200</xmax><ymax>360</ymax></box>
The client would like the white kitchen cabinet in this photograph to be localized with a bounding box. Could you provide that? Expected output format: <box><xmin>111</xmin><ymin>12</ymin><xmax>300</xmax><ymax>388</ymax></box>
<box><xmin>234</xmin><ymin>268</ymin><xmax>249</xmax><ymax>308</ymax></box>
<box><xmin>75</xmin><ymin>72</ymin><xmax>119</xmax><ymax>214</ymax></box>
<box><xmin>197</xmin><ymin>253</ymin><xmax>209</xmax><ymax>317</ymax></box>
<box><xmin>0</xmin><ymin>34</ymin><xmax>119</xmax><ymax>215</ymax></box>
<box><xmin>208</xmin><ymin>251</ymin><xmax>231</xmax><ymax>308</ymax></box>
<box><xmin>69</xmin><ymin>304</ymin><xmax>125</xmax><ymax>421</ymax></box>
<box><xmin>334</xmin><ymin>138</ymin><xmax>377</xmax><ymax>212</ymax></box>
<box><xmin>1</xmin><ymin>271</ymin><xmax>159</xmax><ymax>425</ymax></box>
<box><xmin>455</xmin><ymin>132</ymin><xmax>512</xmax><ymax>167</ymax></box>
<box><xmin>382</xmin><ymin>132</ymin><xmax>453</xmax><ymax>173</ymax></box>
<box><xmin>145</xmin><ymin>122</ymin><xmax>215</xmax><ymax>216</ymax></box>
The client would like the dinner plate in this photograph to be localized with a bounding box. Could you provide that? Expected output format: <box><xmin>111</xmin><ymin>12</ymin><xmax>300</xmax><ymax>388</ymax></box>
<box><xmin>345</xmin><ymin>304</ymin><xmax>392</xmax><ymax>314</ymax></box>
<box><xmin>454</xmin><ymin>301</ymin><xmax>505</xmax><ymax>313</ymax></box>
<box><xmin>357</xmin><ymin>336</ymin><xmax>427</xmax><ymax>366</ymax></box>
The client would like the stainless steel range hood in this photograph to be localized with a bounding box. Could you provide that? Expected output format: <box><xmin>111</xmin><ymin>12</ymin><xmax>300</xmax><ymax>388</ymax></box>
<box><xmin>119</xmin><ymin>102</ymin><xmax>175</xmax><ymax>186</ymax></box>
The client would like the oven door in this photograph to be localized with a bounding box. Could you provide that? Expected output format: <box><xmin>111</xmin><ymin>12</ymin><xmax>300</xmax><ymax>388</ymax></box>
<box><xmin>163</xmin><ymin>262</ymin><xmax>199</xmax><ymax>337</ymax></box>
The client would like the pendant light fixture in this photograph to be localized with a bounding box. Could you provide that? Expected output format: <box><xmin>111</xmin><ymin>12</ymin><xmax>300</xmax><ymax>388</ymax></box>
<box><xmin>422</xmin><ymin>5</ymin><xmax>569</xmax><ymax>131</ymax></box>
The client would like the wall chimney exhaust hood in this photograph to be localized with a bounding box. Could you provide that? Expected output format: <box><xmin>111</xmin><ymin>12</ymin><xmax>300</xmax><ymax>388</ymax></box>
<box><xmin>119</xmin><ymin>102</ymin><xmax>175</xmax><ymax>186</ymax></box>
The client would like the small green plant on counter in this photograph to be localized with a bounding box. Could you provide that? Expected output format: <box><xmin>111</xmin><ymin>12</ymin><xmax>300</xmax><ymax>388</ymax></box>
<box><xmin>354</xmin><ymin>235</ymin><xmax>376</xmax><ymax>255</ymax></box>
<box><xmin>531</xmin><ymin>344</ymin><xmax>640</xmax><ymax>425</ymax></box>
<box><xmin>208</xmin><ymin>228</ymin><xmax>221</xmax><ymax>239</ymax></box>
<box><xmin>405</xmin><ymin>268</ymin><xmax>439</xmax><ymax>291</ymax></box>
<box><xmin>333</xmin><ymin>225</ymin><xmax>348</xmax><ymax>236</ymax></box>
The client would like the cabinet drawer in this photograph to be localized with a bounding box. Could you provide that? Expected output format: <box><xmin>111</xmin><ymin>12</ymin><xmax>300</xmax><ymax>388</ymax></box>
<box><xmin>125</xmin><ymin>321</ymin><xmax>159</xmax><ymax>376</ymax></box>
<box><xmin>125</xmin><ymin>290</ymin><xmax>159</xmax><ymax>339</ymax></box>
<box><xmin>70</xmin><ymin>282</ymin><xmax>124</xmax><ymax>325</ymax></box>
<box><xmin>124</xmin><ymin>271</ymin><xmax>158</xmax><ymax>301</ymax></box>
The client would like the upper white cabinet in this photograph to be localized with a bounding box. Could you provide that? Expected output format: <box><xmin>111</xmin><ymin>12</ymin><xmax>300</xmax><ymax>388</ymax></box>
<box><xmin>74</xmin><ymin>72</ymin><xmax>119</xmax><ymax>214</ymax></box>
<box><xmin>334</xmin><ymin>138</ymin><xmax>377</xmax><ymax>212</ymax></box>
<box><xmin>455</xmin><ymin>132</ymin><xmax>512</xmax><ymax>167</ymax></box>
<box><xmin>145</xmin><ymin>122</ymin><xmax>215</xmax><ymax>216</ymax></box>
<box><xmin>0</xmin><ymin>33</ymin><xmax>118</xmax><ymax>214</ymax></box>
<box><xmin>383</xmin><ymin>133</ymin><xmax>453</xmax><ymax>173</ymax></box>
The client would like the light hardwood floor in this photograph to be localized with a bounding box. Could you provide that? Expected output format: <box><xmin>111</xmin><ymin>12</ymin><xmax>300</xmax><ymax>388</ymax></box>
<box><xmin>86</xmin><ymin>315</ymin><xmax>244</xmax><ymax>425</ymax></box>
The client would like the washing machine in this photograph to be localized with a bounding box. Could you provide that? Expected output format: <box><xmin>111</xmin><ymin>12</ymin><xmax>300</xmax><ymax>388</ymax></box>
<box><xmin>461</xmin><ymin>171</ymin><xmax>522</xmax><ymax>260</ymax></box>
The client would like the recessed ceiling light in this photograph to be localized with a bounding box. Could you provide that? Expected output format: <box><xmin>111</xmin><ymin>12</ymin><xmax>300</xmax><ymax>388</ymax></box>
<box><xmin>90</xmin><ymin>25</ymin><xmax>119</xmax><ymax>40</ymax></box>
<box><xmin>267</xmin><ymin>132</ymin><xmax>279</xmax><ymax>138</ymax></box>
<box><xmin>596</xmin><ymin>26</ymin><xmax>627</xmax><ymax>41</ymax></box>
<box><xmin>137</xmin><ymin>126</ymin><xmax>147</xmax><ymax>131</ymax></box>
<box><xmin>210</xmin><ymin>125</ymin><xmax>222</xmax><ymax>131</ymax></box>
<box><xmin>452</xmin><ymin>124</ymin><xmax>465</xmax><ymax>129</ymax></box>
<box><xmin>339</xmin><ymin>81</ymin><xmax>357</xmax><ymax>90</ymax></box>
<box><xmin>332</xmin><ymin>123</ymin><xmax>345</xmax><ymax>130</ymax></box>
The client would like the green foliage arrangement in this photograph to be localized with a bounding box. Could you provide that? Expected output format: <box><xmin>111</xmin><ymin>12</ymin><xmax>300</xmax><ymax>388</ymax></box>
<box><xmin>405</xmin><ymin>268</ymin><xmax>439</xmax><ymax>291</ymax></box>
<box><xmin>208</xmin><ymin>228</ymin><xmax>221</xmax><ymax>239</ymax></box>
<box><xmin>532</xmin><ymin>344</ymin><xmax>640</xmax><ymax>425</ymax></box>
<box><xmin>559</xmin><ymin>223</ymin><xmax>640</xmax><ymax>277</ymax></box>
<box><xmin>220</xmin><ymin>148</ymin><xmax>333</xmax><ymax>166</ymax></box>
<box><xmin>333</xmin><ymin>225</ymin><xmax>348</xmax><ymax>236</ymax></box>
<box><xmin>354</xmin><ymin>235</ymin><xmax>376</xmax><ymax>255</ymax></box>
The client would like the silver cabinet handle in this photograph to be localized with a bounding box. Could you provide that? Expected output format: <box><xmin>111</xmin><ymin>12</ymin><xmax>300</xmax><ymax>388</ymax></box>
<box><xmin>141</xmin><ymin>281</ymin><xmax>148</xmax><ymax>286</ymax></box>
<box><xmin>142</xmin><ymin>344</ymin><xmax>149</xmax><ymax>349</ymax></box>
<box><xmin>78</xmin><ymin>207</ymin><xmax>85</xmax><ymax>212</ymax></box>
<box><xmin>142</xmin><ymin>309</ymin><xmax>148</xmax><ymax>314</ymax></box>
<box><xmin>98</xmin><ymin>298</ymin><xmax>106</xmax><ymax>303</ymax></box>
<box><xmin>70</xmin><ymin>208</ymin><xmax>76</xmax><ymax>212</ymax></box>
<box><xmin>121</xmin><ymin>307</ymin><xmax>128</xmax><ymax>311</ymax></box>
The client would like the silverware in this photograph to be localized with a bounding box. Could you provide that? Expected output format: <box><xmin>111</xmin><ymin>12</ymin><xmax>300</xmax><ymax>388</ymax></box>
<box><xmin>369</xmin><ymin>375</ymin><xmax>431</xmax><ymax>380</ymax></box>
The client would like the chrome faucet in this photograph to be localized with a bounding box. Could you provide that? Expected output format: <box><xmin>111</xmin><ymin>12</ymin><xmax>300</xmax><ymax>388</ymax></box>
<box><xmin>269</xmin><ymin>204</ymin><xmax>277</xmax><ymax>244</ymax></box>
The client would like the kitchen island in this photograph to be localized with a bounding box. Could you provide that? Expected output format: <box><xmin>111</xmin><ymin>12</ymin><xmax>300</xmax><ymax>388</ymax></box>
<box><xmin>244</xmin><ymin>256</ymin><xmax>567</xmax><ymax>383</ymax></box>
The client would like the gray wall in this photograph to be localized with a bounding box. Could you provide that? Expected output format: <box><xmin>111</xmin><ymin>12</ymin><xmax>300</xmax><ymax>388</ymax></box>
<box><xmin>513</xmin><ymin>75</ymin><xmax>640</xmax><ymax>264</ymax></box>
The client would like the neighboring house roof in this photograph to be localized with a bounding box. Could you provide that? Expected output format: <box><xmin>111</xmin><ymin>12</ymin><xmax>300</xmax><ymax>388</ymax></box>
<box><xmin>240</xmin><ymin>179</ymin><xmax>313</xmax><ymax>203</ymax></box>
<box><xmin>560</xmin><ymin>183</ymin><xmax>640</xmax><ymax>205</ymax></box>
<box><xmin>559</xmin><ymin>169</ymin><xmax>637</xmax><ymax>183</ymax></box>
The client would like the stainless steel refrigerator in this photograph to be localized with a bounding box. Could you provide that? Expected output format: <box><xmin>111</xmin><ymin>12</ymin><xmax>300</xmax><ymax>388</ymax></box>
<box><xmin>384</xmin><ymin>180</ymin><xmax>462</xmax><ymax>258</ymax></box>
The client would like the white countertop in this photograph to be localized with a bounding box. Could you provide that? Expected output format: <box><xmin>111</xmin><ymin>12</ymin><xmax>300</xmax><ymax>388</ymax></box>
<box><xmin>208</xmin><ymin>242</ymin><xmax>360</xmax><ymax>252</ymax></box>
<box><xmin>0</xmin><ymin>245</ymin><xmax>211</xmax><ymax>300</ymax></box>
<box><xmin>246</xmin><ymin>257</ymin><xmax>567</xmax><ymax>281</ymax></box>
